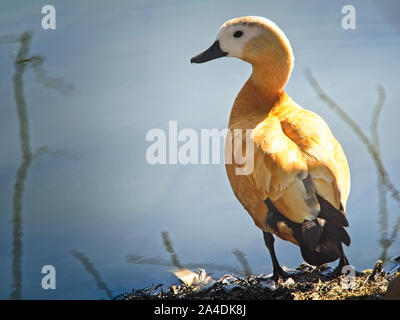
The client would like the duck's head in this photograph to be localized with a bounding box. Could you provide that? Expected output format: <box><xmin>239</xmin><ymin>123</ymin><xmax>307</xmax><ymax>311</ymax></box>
<box><xmin>191</xmin><ymin>16</ymin><xmax>294</xmax><ymax>92</ymax></box>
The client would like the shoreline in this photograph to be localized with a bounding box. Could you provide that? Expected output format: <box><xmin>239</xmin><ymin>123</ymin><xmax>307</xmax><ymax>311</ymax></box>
<box><xmin>116</xmin><ymin>260</ymin><xmax>399</xmax><ymax>300</ymax></box>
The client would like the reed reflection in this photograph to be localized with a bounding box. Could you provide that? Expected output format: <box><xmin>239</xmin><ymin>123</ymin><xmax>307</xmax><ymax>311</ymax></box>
<box><xmin>305</xmin><ymin>70</ymin><xmax>400</xmax><ymax>263</ymax></box>
<box><xmin>126</xmin><ymin>231</ymin><xmax>252</xmax><ymax>276</ymax></box>
<box><xmin>71</xmin><ymin>250</ymin><xmax>113</xmax><ymax>299</ymax></box>
<box><xmin>1</xmin><ymin>31</ymin><xmax>73</xmax><ymax>299</ymax></box>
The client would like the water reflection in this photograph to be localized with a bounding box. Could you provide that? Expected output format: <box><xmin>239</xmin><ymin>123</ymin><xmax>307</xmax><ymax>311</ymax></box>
<box><xmin>30</xmin><ymin>56</ymin><xmax>74</xmax><ymax>96</ymax></box>
<box><xmin>232</xmin><ymin>249</ymin><xmax>252</xmax><ymax>277</ymax></box>
<box><xmin>71</xmin><ymin>250</ymin><xmax>113</xmax><ymax>299</ymax></box>
<box><xmin>126</xmin><ymin>231</ymin><xmax>252</xmax><ymax>276</ymax></box>
<box><xmin>0</xmin><ymin>31</ymin><xmax>73</xmax><ymax>299</ymax></box>
<box><xmin>161</xmin><ymin>231</ymin><xmax>184</xmax><ymax>269</ymax></box>
<box><xmin>305</xmin><ymin>70</ymin><xmax>400</xmax><ymax>263</ymax></box>
<box><xmin>8</xmin><ymin>31</ymin><xmax>34</xmax><ymax>300</ymax></box>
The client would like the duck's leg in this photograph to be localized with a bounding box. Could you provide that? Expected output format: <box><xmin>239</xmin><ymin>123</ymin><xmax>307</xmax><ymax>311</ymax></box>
<box><xmin>332</xmin><ymin>244</ymin><xmax>350</xmax><ymax>276</ymax></box>
<box><xmin>263</xmin><ymin>231</ymin><xmax>289</xmax><ymax>282</ymax></box>
<box><xmin>337</xmin><ymin>247</ymin><xmax>349</xmax><ymax>270</ymax></box>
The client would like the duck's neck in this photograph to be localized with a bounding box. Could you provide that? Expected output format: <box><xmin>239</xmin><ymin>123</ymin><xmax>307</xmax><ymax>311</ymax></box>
<box><xmin>249</xmin><ymin>60</ymin><xmax>291</xmax><ymax>98</ymax></box>
<box><xmin>228</xmin><ymin>60</ymin><xmax>292</xmax><ymax>128</ymax></box>
<box><xmin>228</xmin><ymin>77</ymin><xmax>287</xmax><ymax>129</ymax></box>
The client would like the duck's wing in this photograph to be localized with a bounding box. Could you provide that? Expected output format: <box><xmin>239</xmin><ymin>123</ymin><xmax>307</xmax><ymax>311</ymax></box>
<box><xmin>249</xmin><ymin>105</ymin><xmax>350</xmax><ymax>225</ymax></box>
<box><xmin>279</xmin><ymin>105</ymin><xmax>350</xmax><ymax>212</ymax></box>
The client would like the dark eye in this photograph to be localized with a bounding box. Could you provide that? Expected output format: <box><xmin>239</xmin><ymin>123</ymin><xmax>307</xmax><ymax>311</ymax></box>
<box><xmin>233</xmin><ymin>30</ymin><xmax>243</xmax><ymax>38</ymax></box>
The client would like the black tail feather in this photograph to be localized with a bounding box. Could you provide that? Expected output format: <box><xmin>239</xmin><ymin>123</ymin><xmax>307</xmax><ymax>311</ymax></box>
<box><xmin>301</xmin><ymin>218</ymin><xmax>325</xmax><ymax>251</ymax></box>
<box><xmin>300</xmin><ymin>221</ymin><xmax>351</xmax><ymax>266</ymax></box>
<box><xmin>316</xmin><ymin>194</ymin><xmax>349</xmax><ymax>227</ymax></box>
<box><xmin>299</xmin><ymin>195</ymin><xmax>351</xmax><ymax>266</ymax></box>
<box><xmin>264</xmin><ymin>195</ymin><xmax>351</xmax><ymax>266</ymax></box>
<box><xmin>323</xmin><ymin>222</ymin><xmax>351</xmax><ymax>247</ymax></box>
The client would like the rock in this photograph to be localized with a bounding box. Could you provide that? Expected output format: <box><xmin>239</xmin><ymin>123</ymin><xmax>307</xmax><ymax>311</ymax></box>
<box><xmin>384</xmin><ymin>275</ymin><xmax>400</xmax><ymax>300</ymax></box>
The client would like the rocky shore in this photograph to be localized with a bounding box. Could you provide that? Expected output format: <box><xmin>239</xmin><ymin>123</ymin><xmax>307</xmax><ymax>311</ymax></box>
<box><xmin>116</xmin><ymin>260</ymin><xmax>400</xmax><ymax>300</ymax></box>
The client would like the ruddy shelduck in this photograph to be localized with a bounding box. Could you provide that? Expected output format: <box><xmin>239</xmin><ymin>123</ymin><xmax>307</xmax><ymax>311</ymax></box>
<box><xmin>191</xmin><ymin>16</ymin><xmax>351</xmax><ymax>281</ymax></box>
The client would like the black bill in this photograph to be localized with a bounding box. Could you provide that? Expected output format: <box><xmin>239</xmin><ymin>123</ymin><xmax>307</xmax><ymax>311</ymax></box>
<box><xmin>190</xmin><ymin>40</ymin><xmax>227</xmax><ymax>64</ymax></box>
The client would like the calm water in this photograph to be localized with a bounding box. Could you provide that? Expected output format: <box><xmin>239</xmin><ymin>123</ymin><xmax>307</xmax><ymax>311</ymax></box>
<box><xmin>0</xmin><ymin>0</ymin><xmax>400</xmax><ymax>299</ymax></box>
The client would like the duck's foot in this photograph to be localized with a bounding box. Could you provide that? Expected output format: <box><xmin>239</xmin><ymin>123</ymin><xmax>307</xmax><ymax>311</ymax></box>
<box><xmin>329</xmin><ymin>251</ymin><xmax>357</xmax><ymax>278</ymax></box>
<box><xmin>330</xmin><ymin>264</ymin><xmax>346</xmax><ymax>278</ymax></box>
<box><xmin>330</xmin><ymin>263</ymin><xmax>362</xmax><ymax>278</ymax></box>
<box><xmin>271</xmin><ymin>267</ymin><xmax>290</xmax><ymax>284</ymax></box>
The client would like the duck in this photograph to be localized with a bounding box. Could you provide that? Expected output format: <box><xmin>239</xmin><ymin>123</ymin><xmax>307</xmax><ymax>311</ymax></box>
<box><xmin>190</xmin><ymin>16</ymin><xmax>351</xmax><ymax>281</ymax></box>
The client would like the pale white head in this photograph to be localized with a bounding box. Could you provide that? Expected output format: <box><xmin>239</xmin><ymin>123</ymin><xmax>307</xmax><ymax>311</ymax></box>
<box><xmin>191</xmin><ymin>16</ymin><xmax>294</xmax><ymax>92</ymax></box>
